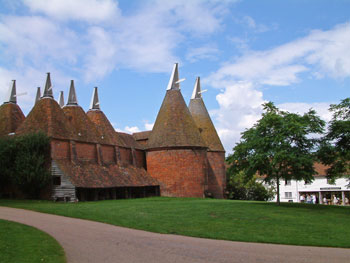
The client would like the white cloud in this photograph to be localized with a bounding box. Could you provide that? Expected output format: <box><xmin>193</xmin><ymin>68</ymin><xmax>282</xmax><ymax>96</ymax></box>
<box><xmin>144</xmin><ymin>122</ymin><xmax>154</xmax><ymax>131</ymax></box>
<box><xmin>23</xmin><ymin>0</ymin><xmax>120</xmax><ymax>23</ymax></box>
<box><xmin>278</xmin><ymin>102</ymin><xmax>332</xmax><ymax>123</ymax></box>
<box><xmin>186</xmin><ymin>45</ymin><xmax>219</xmax><ymax>63</ymax></box>
<box><xmin>123</xmin><ymin>126</ymin><xmax>141</xmax><ymax>134</ymax></box>
<box><xmin>207</xmin><ymin>23</ymin><xmax>350</xmax><ymax>153</ymax></box>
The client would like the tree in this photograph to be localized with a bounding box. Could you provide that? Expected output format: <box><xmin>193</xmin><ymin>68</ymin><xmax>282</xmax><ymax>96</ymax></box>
<box><xmin>227</xmin><ymin>102</ymin><xmax>325</xmax><ymax>204</ymax></box>
<box><xmin>226</xmin><ymin>170</ymin><xmax>275</xmax><ymax>201</ymax></box>
<box><xmin>318</xmin><ymin>98</ymin><xmax>350</xmax><ymax>181</ymax></box>
<box><xmin>0</xmin><ymin>132</ymin><xmax>51</xmax><ymax>198</ymax></box>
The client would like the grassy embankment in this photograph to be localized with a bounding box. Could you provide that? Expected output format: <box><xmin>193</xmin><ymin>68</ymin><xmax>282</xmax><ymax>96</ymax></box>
<box><xmin>0</xmin><ymin>197</ymin><xmax>349</xmax><ymax>248</ymax></box>
<box><xmin>0</xmin><ymin>219</ymin><xmax>66</xmax><ymax>263</ymax></box>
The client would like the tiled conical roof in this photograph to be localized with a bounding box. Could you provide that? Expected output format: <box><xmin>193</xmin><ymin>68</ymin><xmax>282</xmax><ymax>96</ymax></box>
<box><xmin>0</xmin><ymin>103</ymin><xmax>25</xmax><ymax>137</ymax></box>
<box><xmin>16</xmin><ymin>97</ymin><xmax>76</xmax><ymax>140</ymax></box>
<box><xmin>189</xmin><ymin>77</ymin><xmax>224</xmax><ymax>152</ymax></box>
<box><xmin>87</xmin><ymin>110</ymin><xmax>126</xmax><ymax>146</ymax></box>
<box><xmin>86</xmin><ymin>87</ymin><xmax>126</xmax><ymax>146</ymax></box>
<box><xmin>63</xmin><ymin>105</ymin><xmax>105</xmax><ymax>143</ymax></box>
<box><xmin>147</xmin><ymin>64</ymin><xmax>206</xmax><ymax>149</ymax></box>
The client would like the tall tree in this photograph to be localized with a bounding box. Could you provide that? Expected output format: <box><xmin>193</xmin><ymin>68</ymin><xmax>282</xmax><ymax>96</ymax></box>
<box><xmin>318</xmin><ymin>98</ymin><xmax>350</xmax><ymax>181</ymax></box>
<box><xmin>227</xmin><ymin>102</ymin><xmax>325</xmax><ymax>204</ymax></box>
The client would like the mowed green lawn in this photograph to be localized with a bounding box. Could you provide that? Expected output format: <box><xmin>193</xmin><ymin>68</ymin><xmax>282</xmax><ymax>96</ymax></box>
<box><xmin>0</xmin><ymin>197</ymin><xmax>349</xmax><ymax>248</ymax></box>
<box><xmin>0</xmin><ymin>219</ymin><xmax>66</xmax><ymax>263</ymax></box>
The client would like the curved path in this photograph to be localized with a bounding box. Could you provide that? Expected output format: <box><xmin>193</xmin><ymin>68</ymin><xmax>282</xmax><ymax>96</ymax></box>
<box><xmin>1</xmin><ymin>207</ymin><xmax>349</xmax><ymax>263</ymax></box>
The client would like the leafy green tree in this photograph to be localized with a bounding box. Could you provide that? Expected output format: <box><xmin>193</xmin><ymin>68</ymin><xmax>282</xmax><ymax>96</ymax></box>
<box><xmin>318</xmin><ymin>98</ymin><xmax>350</xmax><ymax>181</ymax></box>
<box><xmin>0</xmin><ymin>132</ymin><xmax>51</xmax><ymax>198</ymax></box>
<box><xmin>227</xmin><ymin>102</ymin><xmax>325</xmax><ymax>204</ymax></box>
<box><xmin>226</xmin><ymin>170</ymin><xmax>275</xmax><ymax>201</ymax></box>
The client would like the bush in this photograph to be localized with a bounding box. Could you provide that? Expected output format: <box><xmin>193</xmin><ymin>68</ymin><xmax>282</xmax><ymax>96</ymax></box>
<box><xmin>226</xmin><ymin>171</ymin><xmax>275</xmax><ymax>201</ymax></box>
<box><xmin>0</xmin><ymin>132</ymin><xmax>51</xmax><ymax>198</ymax></box>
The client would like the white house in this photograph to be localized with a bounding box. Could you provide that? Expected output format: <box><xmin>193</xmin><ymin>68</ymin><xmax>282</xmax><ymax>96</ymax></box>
<box><xmin>261</xmin><ymin>163</ymin><xmax>350</xmax><ymax>205</ymax></box>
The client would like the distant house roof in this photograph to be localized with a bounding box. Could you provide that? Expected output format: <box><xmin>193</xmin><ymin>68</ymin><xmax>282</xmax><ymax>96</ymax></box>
<box><xmin>87</xmin><ymin>109</ymin><xmax>126</xmax><ymax>147</ymax></box>
<box><xmin>16</xmin><ymin>98</ymin><xmax>77</xmax><ymax>140</ymax></box>
<box><xmin>55</xmin><ymin>160</ymin><xmax>159</xmax><ymax>188</ymax></box>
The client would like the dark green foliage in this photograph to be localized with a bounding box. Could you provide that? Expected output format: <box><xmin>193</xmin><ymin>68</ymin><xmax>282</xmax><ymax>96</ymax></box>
<box><xmin>0</xmin><ymin>132</ymin><xmax>50</xmax><ymax>198</ymax></box>
<box><xmin>227</xmin><ymin>102</ymin><xmax>325</xmax><ymax>204</ymax></box>
<box><xmin>226</xmin><ymin>171</ymin><xmax>275</xmax><ymax>201</ymax></box>
<box><xmin>319</xmin><ymin>98</ymin><xmax>350</xmax><ymax>181</ymax></box>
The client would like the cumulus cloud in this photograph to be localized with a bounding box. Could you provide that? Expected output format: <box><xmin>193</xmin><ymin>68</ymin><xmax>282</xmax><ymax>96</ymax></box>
<box><xmin>23</xmin><ymin>0</ymin><xmax>120</xmax><ymax>23</ymax></box>
<box><xmin>207</xmin><ymin>23</ymin><xmax>350</xmax><ymax>153</ymax></box>
<box><xmin>0</xmin><ymin>0</ymin><xmax>232</xmax><ymax>111</ymax></box>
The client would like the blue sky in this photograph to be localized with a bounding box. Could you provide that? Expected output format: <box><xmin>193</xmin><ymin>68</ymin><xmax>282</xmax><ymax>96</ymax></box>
<box><xmin>0</xmin><ymin>0</ymin><xmax>350</xmax><ymax>153</ymax></box>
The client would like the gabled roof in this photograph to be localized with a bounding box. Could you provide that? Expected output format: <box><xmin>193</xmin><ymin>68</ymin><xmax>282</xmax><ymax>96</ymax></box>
<box><xmin>148</xmin><ymin>65</ymin><xmax>206</xmax><ymax>149</ymax></box>
<box><xmin>87</xmin><ymin>109</ymin><xmax>126</xmax><ymax>147</ymax></box>
<box><xmin>189</xmin><ymin>77</ymin><xmax>224</xmax><ymax>152</ymax></box>
<box><xmin>55</xmin><ymin>160</ymin><xmax>159</xmax><ymax>188</ymax></box>
<box><xmin>0</xmin><ymin>103</ymin><xmax>25</xmax><ymax>137</ymax></box>
<box><xmin>16</xmin><ymin>97</ymin><xmax>77</xmax><ymax>140</ymax></box>
<box><xmin>117</xmin><ymin>132</ymin><xmax>144</xmax><ymax>149</ymax></box>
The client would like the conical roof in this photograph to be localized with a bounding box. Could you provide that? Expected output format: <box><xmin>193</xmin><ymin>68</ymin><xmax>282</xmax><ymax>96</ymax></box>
<box><xmin>148</xmin><ymin>64</ymin><xmax>206</xmax><ymax>149</ymax></box>
<box><xmin>189</xmin><ymin>77</ymin><xmax>224</xmax><ymax>152</ymax></box>
<box><xmin>87</xmin><ymin>109</ymin><xmax>126</xmax><ymax>146</ymax></box>
<box><xmin>89</xmin><ymin>87</ymin><xmax>100</xmax><ymax>110</ymax></box>
<box><xmin>16</xmin><ymin>97</ymin><xmax>76</xmax><ymax>140</ymax></box>
<box><xmin>0</xmin><ymin>103</ymin><xmax>25</xmax><ymax>137</ymax></box>
<box><xmin>63</xmin><ymin>105</ymin><xmax>105</xmax><ymax>143</ymax></box>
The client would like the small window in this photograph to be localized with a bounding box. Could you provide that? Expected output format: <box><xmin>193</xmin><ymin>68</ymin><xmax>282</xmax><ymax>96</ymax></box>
<box><xmin>285</xmin><ymin>179</ymin><xmax>291</xmax><ymax>186</ymax></box>
<box><xmin>53</xmin><ymin>176</ymin><xmax>61</xmax><ymax>186</ymax></box>
<box><xmin>285</xmin><ymin>192</ymin><xmax>292</xmax><ymax>198</ymax></box>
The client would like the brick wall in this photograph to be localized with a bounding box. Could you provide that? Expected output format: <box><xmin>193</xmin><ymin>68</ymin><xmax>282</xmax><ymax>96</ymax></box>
<box><xmin>134</xmin><ymin>149</ymin><xmax>146</xmax><ymax>168</ymax></box>
<box><xmin>146</xmin><ymin>149</ymin><xmax>207</xmax><ymax>197</ymax></box>
<box><xmin>207</xmin><ymin>151</ymin><xmax>226</xmax><ymax>198</ymax></box>
<box><xmin>119</xmin><ymin>147</ymin><xmax>133</xmax><ymax>165</ymax></box>
<box><xmin>51</xmin><ymin>139</ymin><xmax>70</xmax><ymax>159</ymax></box>
<box><xmin>101</xmin><ymin>145</ymin><xmax>115</xmax><ymax>165</ymax></box>
<box><xmin>76</xmin><ymin>142</ymin><xmax>97</xmax><ymax>162</ymax></box>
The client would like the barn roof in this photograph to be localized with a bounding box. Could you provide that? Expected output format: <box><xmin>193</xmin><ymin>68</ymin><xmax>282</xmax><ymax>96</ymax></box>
<box><xmin>147</xmin><ymin>64</ymin><xmax>206</xmax><ymax>149</ymax></box>
<box><xmin>189</xmin><ymin>77</ymin><xmax>224</xmax><ymax>152</ymax></box>
<box><xmin>117</xmin><ymin>132</ymin><xmax>144</xmax><ymax>149</ymax></box>
<box><xmin>133</xmin><ymin>130</ymin><xmax>151</xmax><ymax>141</ymax></box>
<box><xmin>55</xmin><ymin>160</ymin><xmax>159</xmax><ymax>188</ymax></box>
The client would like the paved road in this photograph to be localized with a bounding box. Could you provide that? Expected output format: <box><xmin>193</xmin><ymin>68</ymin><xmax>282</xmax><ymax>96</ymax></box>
<box><xmin>1</xmin><ymin>206</ymin><xmax>349</xmax><ymax>263</ymax></box>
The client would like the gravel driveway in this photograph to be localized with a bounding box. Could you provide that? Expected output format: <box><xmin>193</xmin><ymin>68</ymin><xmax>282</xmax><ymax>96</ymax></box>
<box><xmin>0</xmin><ymin>206</ymin><xmax>349</xmax><ymax>263</ymax></box>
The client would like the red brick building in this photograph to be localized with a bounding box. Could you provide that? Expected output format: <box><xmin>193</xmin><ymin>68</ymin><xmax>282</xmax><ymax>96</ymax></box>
<box><xmin>0</xmin><ymin>64</ymin><xmax>226</xmax><ymax>200</ymax></box>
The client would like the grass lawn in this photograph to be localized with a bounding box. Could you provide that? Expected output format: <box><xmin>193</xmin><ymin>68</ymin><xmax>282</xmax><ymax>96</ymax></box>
<box><xmin>0</xmin><ymin>197</ymin><xmax>349</xmax><ymax>248</ymax></box>
<box><xmin>0</xmin><ymin>219</ymin><xmax>66</xmax><ymax>263</ymax></box>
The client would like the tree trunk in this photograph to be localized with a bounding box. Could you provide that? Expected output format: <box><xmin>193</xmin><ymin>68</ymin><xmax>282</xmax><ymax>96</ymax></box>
<box><xmin>276</xmin><ymin>175</ymin><xmax>280</xmax><ymax>205</ymax></box>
